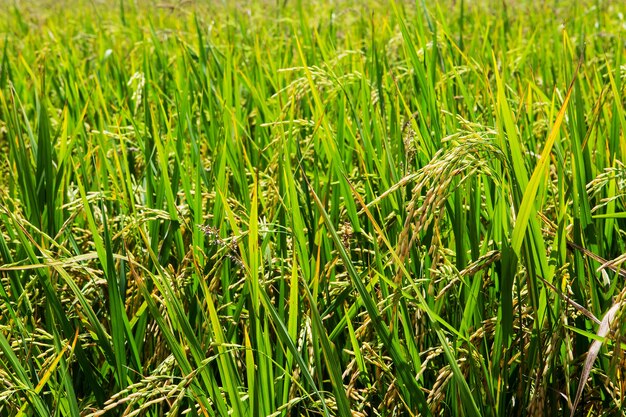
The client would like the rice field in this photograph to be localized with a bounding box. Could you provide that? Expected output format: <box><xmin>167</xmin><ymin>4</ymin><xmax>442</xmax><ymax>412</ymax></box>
<box><xmin>1</xmin><ymin>0</ymin><xmax>626</xmax><ymax>416</ymax></box>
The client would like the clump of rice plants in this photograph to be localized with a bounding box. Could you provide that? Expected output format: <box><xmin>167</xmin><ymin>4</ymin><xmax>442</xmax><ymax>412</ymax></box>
<box><xmin>1</xmin><ymin>1</ymin><xmax>625</xmax><ymax>416</ymax></box>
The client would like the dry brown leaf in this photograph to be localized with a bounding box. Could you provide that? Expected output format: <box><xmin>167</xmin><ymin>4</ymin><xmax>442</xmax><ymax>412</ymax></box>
<box><xmin>570</xmin><ymin>302</ymin><xmax>622</xmax><ymax>417</ymax></box>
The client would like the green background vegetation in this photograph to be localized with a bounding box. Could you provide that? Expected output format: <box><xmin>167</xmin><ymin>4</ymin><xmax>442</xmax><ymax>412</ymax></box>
<box><xmin>1</xmin><ymin>0</ymin><xmax>626</xmax><ymax>415</ymax></box>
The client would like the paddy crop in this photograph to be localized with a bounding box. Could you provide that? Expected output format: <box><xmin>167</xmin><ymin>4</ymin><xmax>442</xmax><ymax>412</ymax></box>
<box><xmin>1</xmin><ymin>1</ymin><xmax>626</xmax><ymax>416</ymax></box>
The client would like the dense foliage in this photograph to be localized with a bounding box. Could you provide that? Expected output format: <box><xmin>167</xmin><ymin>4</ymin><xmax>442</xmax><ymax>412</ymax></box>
<box><xmin>1</xmin><ymin>1</ymin><xmax>626</xmax><ymax>416</ymax></box>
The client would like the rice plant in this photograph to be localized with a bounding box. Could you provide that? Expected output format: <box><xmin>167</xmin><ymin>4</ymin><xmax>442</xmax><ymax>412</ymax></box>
<box><xmin>1</xmin><ymin>1</ymin><xmax>625</xmax><ymax>416</ymax></box>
